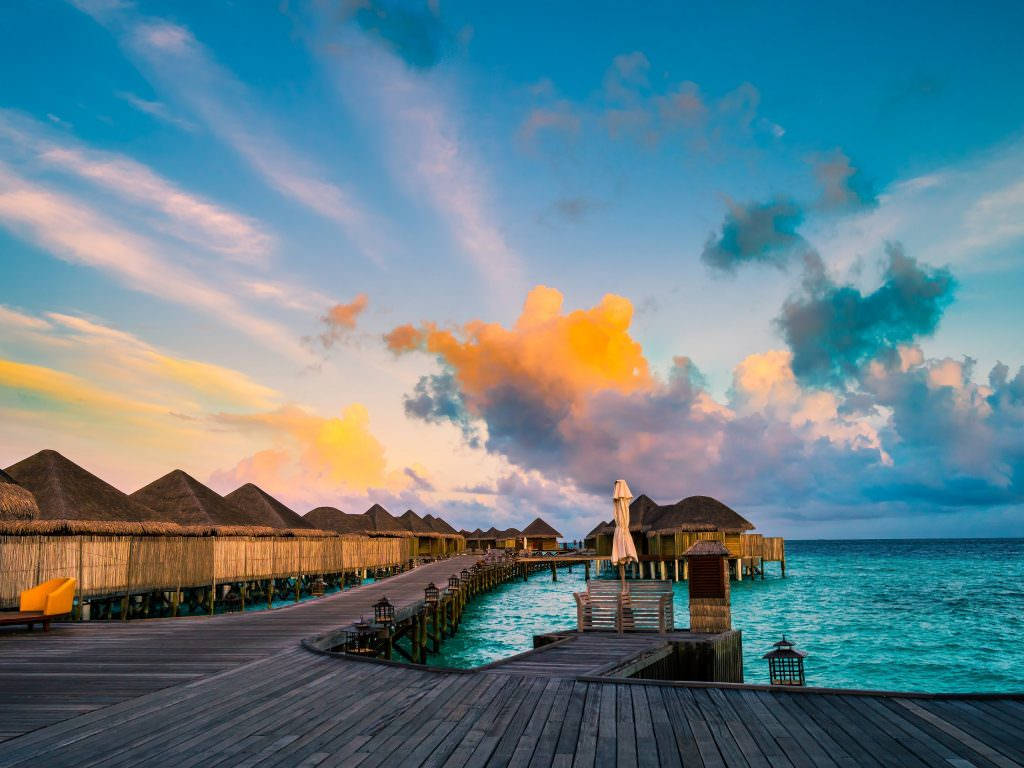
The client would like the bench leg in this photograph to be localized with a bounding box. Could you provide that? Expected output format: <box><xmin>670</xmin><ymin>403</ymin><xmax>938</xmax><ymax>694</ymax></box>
<box><xmin>43</xmin><ymin>619</ymin><xmax>51</xmax><ymax>632</ymax></box>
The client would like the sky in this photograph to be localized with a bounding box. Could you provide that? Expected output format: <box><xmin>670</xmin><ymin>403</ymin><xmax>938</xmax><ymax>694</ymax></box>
<box><xmin>1</xmin><ymin>0</ymin><xmax>1023</xmax><ymax>539</ymax></box>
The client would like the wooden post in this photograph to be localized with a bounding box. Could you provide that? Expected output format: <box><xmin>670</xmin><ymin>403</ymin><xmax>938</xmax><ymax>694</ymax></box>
<box><xmin>584</xmin><ymin>561</ymin><xmax>591</xmax><ymax>581</ymax></box>
<box><xmin>660</xmin><ymin>560</ymin><xmax>667</xmax><ymax>580</ymax></box>
<box><xmin>432</xmin><ymin>603</ymin><xmax>440</xmax><ymax>651</ymax></box>
<box><xmin>122</xmin><ymin>537</ymin><xmax>136</xmax><ymax>622</ymax></box>
<box><xmin>781</xmin><ymin>557</ymin><xmax>786</xmax><ymax>577</ymax></box>
<box><xmin>411</xmin><ymin>614</ymin><xmax>421</xmax><ymax>664</ymax></box>
<box><xmin>551</xmin><ymin>563</ymin><xmax>557</xmax><ymax>582</ymax></box>
<box><xmin>673</xmin><ymin>559</ymin><xmax>679</xmax><ymax>582</ymax></box>
<box><xmin>75</xmin><ymin>537</ymin><xmax>85</xmax><ymax>621</ymax></box>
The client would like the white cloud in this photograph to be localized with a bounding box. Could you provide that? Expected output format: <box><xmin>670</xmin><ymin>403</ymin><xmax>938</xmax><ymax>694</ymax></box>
<box><xmin>0</xmin><ymin>109</ymin><xmax>273</xmax><ymax>265</ymax></box>
<box><xmin>0</xmin><ymin>161</ymin><xmax>310</xmax><ymax>363</ymax></box>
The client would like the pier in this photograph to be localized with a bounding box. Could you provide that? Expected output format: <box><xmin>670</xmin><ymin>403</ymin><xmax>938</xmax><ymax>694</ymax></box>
<box><xmin>1</xmin><ymin>558</ymin><xmax>1021</xmax><ymax>766</ymax></box>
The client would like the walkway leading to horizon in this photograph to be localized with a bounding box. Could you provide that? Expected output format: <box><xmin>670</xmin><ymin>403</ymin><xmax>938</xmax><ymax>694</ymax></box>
<box><xmin>0</xmin><ymin>554</ymin><xmax>1022</xmax><ymax>767</ymax></box>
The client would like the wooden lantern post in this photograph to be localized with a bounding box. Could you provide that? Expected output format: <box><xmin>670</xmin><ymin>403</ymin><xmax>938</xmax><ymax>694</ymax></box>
<box><xmin>683</xmin><ymin>539</ymin><xmax>731</xmax><ymax>633</ymax></box>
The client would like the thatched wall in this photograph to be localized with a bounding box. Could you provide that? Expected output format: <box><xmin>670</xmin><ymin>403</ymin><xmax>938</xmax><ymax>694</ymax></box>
<box><xmin>0</xmin><ymin>531</ymin><xmax>408</xmax><ymax>609</ymax></box>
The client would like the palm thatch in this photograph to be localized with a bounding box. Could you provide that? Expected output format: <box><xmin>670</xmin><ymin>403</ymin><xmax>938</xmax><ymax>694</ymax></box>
<box><xmin>5</xmin><ymin>449</ymin><xmax>161</xmax><ymax>522</ymax></box>
<box><xmin>0</xmin><ymin>469</ymin><xmax>39</xmax><ymax>521</ymax></box>
<box><xmin>360</xmin><ymin>503</ymin><xmax>413</xmax><ymax>537</ymax></box>
<box><xmin>223</xmin><ymin>483</ymin><xmax>314</xmax><ymax>529</ymax></box>
<box><xmin>130</xmin><ymin>470</ymin><xmax>252</xmax><ymax>526</ymax></box>
<box><xmin>304</xmin><ymin>506</ymin><xmax>366</xmax><ymax>534</ymax></box>
<box><xmin>584</xmin><ymin>520</ymin><xmax>613</xmax><ymax>539</ymax></box>
<box><xmin>422</xmin><ymin>513</ymin><xmax>459</xmax><ymax>536</ymax></box>
<box><xmin>627</xmin><ymin>494</ymin><xmax>661</xmax><ymax>532</ymax></box>
<box><xmin>657</xmin><ymin>496</ymin><xmax>753</xmax><ymax>534</ymax></box>
<box><xmin>399</xmin><ymin>509</ymin><xmax>442</xmax><ymax>537</ymax></box>
<box><xmin>0</xmin><ymin>519</ymin><xmax>337</xmax><ymax>537</ymax></box>
<box><xmin>521</xmin><ymin>517</ymin><xmax>562</xmax><ymax>538</ymax></box>
<box><xmin>683</xmin><ymin>539</ymin><xmax>731</xmax><ymax>557</ymax></box>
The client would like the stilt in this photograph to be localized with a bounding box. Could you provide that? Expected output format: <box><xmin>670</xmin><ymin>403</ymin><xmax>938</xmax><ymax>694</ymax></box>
<box><xmin>551</xmin><ymin>563</ymin><xmax>557</xmax><ymax>582</ymax></box>
<box><xmin>584</xmin><ymin>561</ymin><xmax>591</xmax><ymax>581</ymax></box>
<box><xmin>659</xmin><ymin>560</ymin><xmax>667</xmax><ymax>580</ymax></box>
<box><xmin>673</xmin><ymin>559</ymin><xmax>679</xmax><ymax>582</ymax></box>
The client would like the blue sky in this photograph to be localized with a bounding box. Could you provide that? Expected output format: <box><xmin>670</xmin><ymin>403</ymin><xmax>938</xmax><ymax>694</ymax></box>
<box><xmin>1</xmin><ymin>0</ymin><xmax>1023</xmax><ymax>539</ymax></box>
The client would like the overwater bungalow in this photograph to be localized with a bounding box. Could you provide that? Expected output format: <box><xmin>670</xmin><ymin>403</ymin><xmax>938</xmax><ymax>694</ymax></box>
<box><xmin>521</xmin><ymin>517</ymin><xmax>561</xmax><ymax>552</ymax></box>
<box><xmin>585</xmin><ymin>492</ymin><xmax>785</xmax><ymax>579</ymax></box>
<box><xmin>223</xmin><ymin>484</ymin><xmax>314</xmax><ymax>529</ymax></box>
<box><xmin>5</xmin><ymin>449</ymin><xmax>162</xmax><ymax>522</ymax></box>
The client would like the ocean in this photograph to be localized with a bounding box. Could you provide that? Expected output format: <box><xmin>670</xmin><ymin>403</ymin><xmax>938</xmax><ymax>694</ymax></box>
<box><xmin>431</xmin><ymin>538</ymin><xmax>1024</xmax><ymax>693</ymax></box>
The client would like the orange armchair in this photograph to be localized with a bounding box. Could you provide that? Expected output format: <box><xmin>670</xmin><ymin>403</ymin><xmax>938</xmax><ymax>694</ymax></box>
<box><xmin>19</xmin><ymin>578</ymin><xmax>76</xmax><ymax>616</ymax></box>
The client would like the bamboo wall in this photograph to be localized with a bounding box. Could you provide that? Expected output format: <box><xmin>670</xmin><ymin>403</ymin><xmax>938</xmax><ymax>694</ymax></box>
<box><xmin>0</xmin><ymin>533</ymin><xmax>408</xmax><ymax>609</ymax></box>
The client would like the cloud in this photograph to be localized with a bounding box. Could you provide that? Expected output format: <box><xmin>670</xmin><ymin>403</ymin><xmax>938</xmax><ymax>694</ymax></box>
<box><xmin>0</xmin><ymin>109</ymin><xmax>274</xmax><ymax>265</ymax></box>
<box><xmin>777</xmin><ymin>243</ymin><xmax>956</xmax><ymax>384</ymax></box>
<box><xmin>701</xmin><ymin>197</ymin><xmax>809</xmax><ymax>273</ymax></box>
<box><xmin>320</xmin><ymin>29</ymin><xmax>522</xmax><ymax>290</ymax></box>
<box><xmin>0</xmin><ymin>161</ymin><xmax>309</xmax><ymax>363</ymax></box>
<box><xmin>208</xmin><ymin>402</ymin><xmax>416</xmax><ymax>506</ymax></box>
<box><xmin>812</xmin><ymin>149</ymin><xmax>877</xmax><ymax>211</ymax></box>
<box><xmin>403</xmin><ymin>370</ymin><xmax>479</xmax><ymax>446</ymax></box>
<box><xmin>384</xmin><ymin>323</ymin><xmax>426</xmax><ymax>353</ymax></box>
<box><xmin>386</xmin><ymin>285</ymin><xmax>1024</xmax><ymax>529</ymax></box>
<box><xmin>347</xmin><ymin>0</ymin><xmax>447</xmax><ymax>70</ymax></box>
<box><xmin>316</xmin><ymin>293</ymin><xmax>369</xmax><ymax>348</ymax></box>
<box><xmin>1</xmin><ymin>307</ymin><xmax>280</xmax><ymax>414</ymax></box>
<box><xmin>518</xmin><ymin>103</ymin><xmax>581</xmax><ymax>144</ymax></box>
<box><xmin>115</xmin><ymin>91</ymin><xmax>196</xmax><ymax>131</ymax></box>
<box><xmin>71</xmin><ymin>6</ymin><xmax>389</xmax><ymax>264</ymax></box>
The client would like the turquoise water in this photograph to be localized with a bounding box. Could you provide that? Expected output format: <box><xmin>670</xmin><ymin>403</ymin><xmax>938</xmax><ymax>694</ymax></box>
<box><xmin>431</xmin><ymin>539</ymin><xmax>1024</xmax><ymax>693</ymax></box>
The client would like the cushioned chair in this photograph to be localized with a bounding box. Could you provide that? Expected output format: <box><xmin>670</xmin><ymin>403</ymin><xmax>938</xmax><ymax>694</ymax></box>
<box><xmin>0</xmin><ymin>578</ymin><xmax>76</xmax><ymax>631</ymax></box>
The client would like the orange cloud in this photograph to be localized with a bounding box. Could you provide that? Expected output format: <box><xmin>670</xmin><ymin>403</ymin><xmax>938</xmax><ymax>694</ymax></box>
<box><xmin>324</xmin><ymin>293</ymin><xmax>368</xmax><ymax>330</ymax></box>
<box><xmin>391</xmin><ymin>285</ymin><xmax>652</xmax><ymax>413</ymax></box>
<box><xmin>318</xmin><ymin>293</ymin><xmax>369</xmax><ymax>349</ymax></box>
<box><xmin>384</xmin><ymin>323</ymin><xmax>425</xmax><ymax>353</ymax></box>
<box><xmin>212</xmin><ymin>403</ymin><xmax>407</xmax><ymax>497</ymax></box>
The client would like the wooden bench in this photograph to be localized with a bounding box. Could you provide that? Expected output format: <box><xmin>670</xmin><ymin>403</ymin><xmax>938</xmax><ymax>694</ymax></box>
<box><xmin>0</xmin><ymin>578</ymin><xmax>76</xmax><ymax>632</ymax></box>
<box><xmin>573</xmin><ymin>580</ymin><xmax>674</xmax><ymax>633</ymax></box>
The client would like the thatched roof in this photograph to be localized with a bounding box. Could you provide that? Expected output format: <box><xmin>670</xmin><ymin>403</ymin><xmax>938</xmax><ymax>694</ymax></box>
<box><xmin>360</xmin><ymin>503</ymin><xmax>413</xmax><ymax>537</ymax></box>
<box><xmin>584</xmin><ymin>520</ymin><xmax>613</xmax><ymax>539</ymax></box>
<box><xmin>628</xmin><ymin>494</ymin><xmax>661</xmax><ymax>532</ymax></box>
<box><xmin>223</xmin><ymin>484</ymin><xmax>314</xmax><ymax>530</ymax></box>
<box><xmin>0</xmin><ymin>519</ymin><xmax>343</xmax><ymax>538</ymax></box>
<box><xmin>616</xmin><ymin>493</ymin><xmax>753</xmax><ymax>535</ymax></box>
<box><xmin>683</xmin><ymin>539</ymin><xmax>730</xmax><ymax>557</ymax></box>
<box><xmin>422</xmin><ymin>513</ymin><xmax>459</xmax><ymax>536</ymax></box>
<box><xmin>304</xmin><ymin>506</ymin><xmax>367</xmax><ymax>534</ymax></box>
<box><xmin>5</xmin><ymin>449</ymin><xmax>161</xmax><ymax>522</ymax></box>
<box><xmin>662</xmin><ymin>496</ymin><xmax>753</xmax><ymax>533</ymax></box>
<box><xmin>130</xmin><ymin>470</ymin><xmax>252</xmax><ymax>526</ymax></box>
<box><xmin>399</xmin><ymin>509</ymin><xmax>441</xmax><ymax>537</ymax></box>
<box><xmin>522</xmin><ymin>517</ymin><xmax>562</xmax><ymax>538</ymax></box>
<box><xmin>0</xmin><ymin>469</ymin><xmax>39</xmax><ymax>521</ymax></box>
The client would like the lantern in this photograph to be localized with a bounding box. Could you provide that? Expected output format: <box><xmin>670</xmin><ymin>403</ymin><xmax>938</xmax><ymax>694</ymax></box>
<box><xmin>312</xmin><ymin>577</ymin><xmax>326</xmax><ymax>597</ymax></box>
<box><xmin>373</xmin><ymin>596</ymin><xmax>395</xmax><ymax>625</ymax></box>
<box><xmin>763</xmin><ymin>636</ymin><xmax>807</xmax><ymax>686</ymax></box>
<box><xmin>460</xmin><ymin>568</ymin><xmax>470</xmax><ymax>581</ymax></box>
<box><xmin>448</xmin><ymin>574</ymin><xmax>460</xmax><ymax>590</ymax></box>
<box><xmin>424</xmin><ymin>582</ymin><xmax>440</xmax><ymax>605</ymax></box>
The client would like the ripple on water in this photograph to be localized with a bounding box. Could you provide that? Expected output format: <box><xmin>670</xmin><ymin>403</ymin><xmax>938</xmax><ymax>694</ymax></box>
<box><xmin>430</xmin><ymin>539</ymin><xmax>1024</xmax><ymax>693</ymax></box>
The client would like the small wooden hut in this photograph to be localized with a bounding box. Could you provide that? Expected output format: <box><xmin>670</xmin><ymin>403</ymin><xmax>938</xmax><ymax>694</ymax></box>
<box><xmin>521</xmin><ymin>517</ymin><xmax>561</xmax><ymax>552</ymax></box>
<box><xmin>223</xmin><ymin>484</ymin><xmax>315</xmax><ymax>529</ymax></box>
<box><xmin>5</xmin><ymin>450</ymin><xmax>161</xmax><ymax>522</ymax></box>
<box><xmin>0</xmin><ymin>469</ymin><xmax>40</xmax><ymax>521</ymax></box>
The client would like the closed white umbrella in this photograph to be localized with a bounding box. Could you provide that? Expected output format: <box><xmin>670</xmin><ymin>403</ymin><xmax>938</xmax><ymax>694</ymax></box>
<box><xmin>612</xmin><ymin>479</ymin><xmax>638</xmax><ymax>582</ymax></box>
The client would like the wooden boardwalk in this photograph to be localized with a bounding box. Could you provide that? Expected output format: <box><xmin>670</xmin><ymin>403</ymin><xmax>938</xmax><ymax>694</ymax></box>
<box><xmin>0</xmin><ymin>558</ymin><xmax>1022</xmax><ymax>767</ymax></box>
